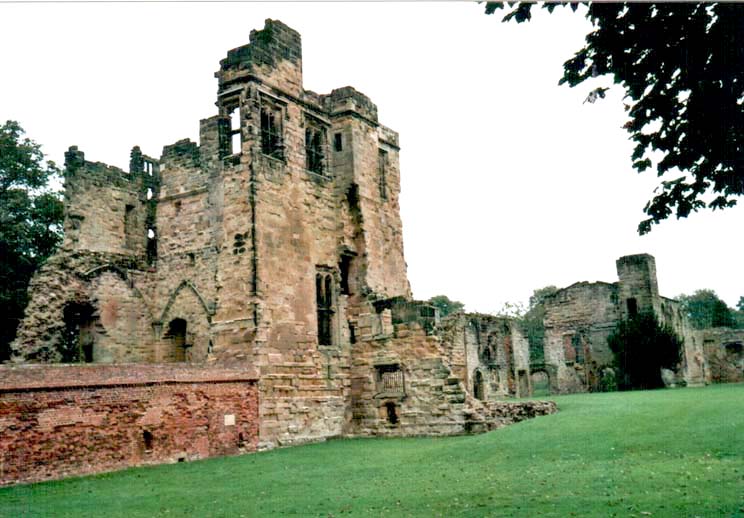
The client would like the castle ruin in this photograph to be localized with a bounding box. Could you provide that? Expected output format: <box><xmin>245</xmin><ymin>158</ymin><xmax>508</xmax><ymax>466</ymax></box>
<box><xmin>2</xmin><ymin>19</ymin><xmax>740</xmax><ymax>486</ymax></box>
<box><xmin>2</xmin><ymin>20</ymin><xmax>554</xmax><ymax>485</ymax></box>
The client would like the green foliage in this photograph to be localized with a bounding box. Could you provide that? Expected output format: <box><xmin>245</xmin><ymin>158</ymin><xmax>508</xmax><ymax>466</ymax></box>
<box><xmin>677</xmin><ymin>289</ymin><xmax>736</xmax><ymax>329</ymax></box>
<box><xmin>738</xmin><ymin>296</ymin><xmax>744</xmax><ymax>312</ymax></box>
<box><xmin>3</xmin><ymin>385</ymin><xmax>744</xmax><ymax>517</ymax></box>
<box><xmin>486</xmin><ymin>3</ymin><xmax>744</xmax><ymax>234</ymax></box>
<box><xmin>523</xmin><ymin>285</ymin><xmax>559</xmax><ymax>364</ymax></box>
<box><xmin>426</xmin><ymin>295</ymin><xmax>465</xmax><ymax>317</ymax></box>
<box><xmin>0</xmin><ymin>121</ymin><xmax>63</xmax><ymax>362</ymax></box>
<box><xmin>607</xmin><ymin>312</ymin><xmax>683</xmax><ymax>390</ymax></box>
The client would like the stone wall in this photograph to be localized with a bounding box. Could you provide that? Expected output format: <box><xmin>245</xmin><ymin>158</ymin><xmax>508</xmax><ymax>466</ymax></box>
<box><xmin>440</xmin><ymin>314</ymin><xmax>532</xmax><ymax>400</ymax></box>
<box><xmin>702</xmin><ymin>328</ymin><xmax>744</xmax><ymax>383</ymax></box>
<box><xmin>7</xmin><ymin>19</ymin><xmax>561</xmax><ymax>480</ymax></box>
<box><xmin>542</xmin><ymin>282</ymin><xmax>619</xmax><ymax>393</ymax></box>
<box><xmin>0</xmin><ymin>364</ymin><xmax>259</xmax><ymax>486</ymax></box>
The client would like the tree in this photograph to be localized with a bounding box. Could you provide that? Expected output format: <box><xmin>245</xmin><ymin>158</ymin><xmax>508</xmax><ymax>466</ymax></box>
<box><xmin>737</xmin><ymin>296</ymin><xmax>744</xmax><ymax>312</ymax></box>
<box><xmin>426</xmin><ymin>295</ymin><xmax>465</xmax><ymax>317</ymax></box>
<box><xmin>607</xmin><ymin>311</ymin><xmax>683</xmax><ymax>390</ymax></box>
<box><xmin>677</xmin><ymin>289</ymin><xmax>736</xmax><ymax>329</ymax></box>
<box><xmin>486</xmin><ymin>3</ymin><xmax>744</xmax><ymax>234</ymax></box>
<box><xmin>0</xmin><ymin>121</ymin><xmax>63</xmax><ymax>361</ymax></box>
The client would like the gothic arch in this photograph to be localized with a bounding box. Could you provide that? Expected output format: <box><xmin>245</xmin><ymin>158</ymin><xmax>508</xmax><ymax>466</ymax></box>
<box><xmin>157</xmin><ymin>280</ymin><xmax>213</xmax><ymax>325</ymax></box>
<box><xmin>79</xmin><ymin>263</ymin><xmax>153</xmax><ymax>321</ymax></box>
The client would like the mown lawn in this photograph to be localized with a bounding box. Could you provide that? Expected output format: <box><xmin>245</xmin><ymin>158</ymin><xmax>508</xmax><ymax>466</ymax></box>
<box><xmin>2</xmin><ymin>384</ymin><xmax>743</xmax><ymax>517</ymax></box>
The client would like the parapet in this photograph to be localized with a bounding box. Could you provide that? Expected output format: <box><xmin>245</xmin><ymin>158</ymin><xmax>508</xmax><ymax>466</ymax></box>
<box><xmin>323</xmin><ymin>86</ymin><xmax>379</xmax><ymax>124</ymax></box>
<box><xmin>616</xmin><ymin>253</ymin><xmax>656</xmax><ymax>269</ymax></box>
<box><xmin>216</xmin><ymin>19</ymin><xmax>302</xmax><ymax>91</ymax></box>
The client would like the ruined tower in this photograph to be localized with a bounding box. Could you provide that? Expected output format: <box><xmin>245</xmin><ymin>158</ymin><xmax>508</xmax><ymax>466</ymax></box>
<box><xmin>616</xmin><ymin>253</ymin><xmax>660</xmax><ymax>319</ymax></box>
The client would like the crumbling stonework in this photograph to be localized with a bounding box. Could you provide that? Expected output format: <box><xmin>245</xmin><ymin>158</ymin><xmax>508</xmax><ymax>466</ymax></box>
<box><xmin>5</xmin><ymin>19</ymin><xmax>555</xmax><ymax>484</ymax></box>
<box><xmin>538</xmin><ymin>254</ymin><xmax>709</xmax><ymax>393</ymax></box>
<box><xmin>0</xmin><ymin>364</ymin><xmax>259</xmax><ymax>485</ymax></box>
<box><xmin>701</xmin><ymin>327</ymin><xmax>744</xmax><ymax>383</ymax></box>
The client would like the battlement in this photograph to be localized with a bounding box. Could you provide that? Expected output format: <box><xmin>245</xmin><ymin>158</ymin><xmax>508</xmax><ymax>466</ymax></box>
<box><xmin>216</xmin><ymin>19</ymin><xmax>303</xmax><ymax>95</ymax></box>
<box><xmin>323</xmin><ymin>86</ymin><xmax>379</xmax><ymax>124</ymax></box>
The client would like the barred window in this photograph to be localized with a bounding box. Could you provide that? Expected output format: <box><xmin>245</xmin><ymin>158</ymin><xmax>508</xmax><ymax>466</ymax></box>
<box><xmin>316</xmin><ymin>272</ymin><xmax>334</xmax><ymax>346</ymax></box>
<box><xmin>261</xmin><ymin>106</ymin><xmax>283</xmax><ymax>159</ymax></box>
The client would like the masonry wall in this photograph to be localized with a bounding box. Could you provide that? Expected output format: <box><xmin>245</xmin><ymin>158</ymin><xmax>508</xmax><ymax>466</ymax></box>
<box><xmin>658</xmin><ymin>297</ymin><xmax>707</xmax><ymax>386</ymax></box>
<box><xmin>542</xmin><ymin>282</ymin><xmax>620</xmax><ymax>393</ymax></box>
<box><xmin>0</xmin><ymin>364</ymin><xmax>259</xmax><ymax>486</ymax></box>
<box><xmin>702</xmin><ymin>328</ymin><xmax>744</xmax><ymax>383</ymax></box>
<box><xmin>349</xmin><ymin>320</ymin><xmax>470</xmax><ymax>437</ymax></box>
<box><xmin>62</xmin><ymin>148</ymin><xmax>148</xmax><ymax>257</ymax></box>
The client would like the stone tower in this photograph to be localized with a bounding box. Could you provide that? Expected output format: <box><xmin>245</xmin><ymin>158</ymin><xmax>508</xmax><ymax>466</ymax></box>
<box><xmin>615</xmin><ymin>253</ymin><xmax>661</xmax><ymax>320</ymax></box>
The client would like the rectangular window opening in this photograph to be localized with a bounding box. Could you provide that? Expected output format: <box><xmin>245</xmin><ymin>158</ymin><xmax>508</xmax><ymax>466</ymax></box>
<box><xmin>316</xmin><ymin>272</ymin><xmax>334</xmax><ymax>346</ymax></box>
<box><xmin>378</xmin><ymin>148</ymin><xmax>388</xmax><ymax>200</ymax></box>
<box><xmin>124</xmin><ymin>204</ymin><xmax>137</xmax><ymax>250</ymax></box>
<box><xmin>261</xmin><ymin>106</ymin><xmax>283</xmax><ymax>159</ymax></box>
<box><xmin>230</xmin><ymin>107</ymin><xmax>240</xmax><ymax>131</ymax></box>
<box><xmin>231</xmin><ymin>132</ymin><xmax>241</xmax><ymax>155</ymax></box>
<box><xmin>375</xmin><ymin>364</ymin><xmax>404</xmax><ymax>395</ymax></box>
<box><xmin>339</xmin><ymin>255</ymin><xmax>352</xmax><ymax>295</ymax></box>
<box><xmin>627</xmin><ymin>297</ymin><xmax>638</xmax><ymax>318</ymax></box>
<box><xmin>334</xmin><ymin>133</ymin><xmax>343</xmax><ymax>152</ymax></box>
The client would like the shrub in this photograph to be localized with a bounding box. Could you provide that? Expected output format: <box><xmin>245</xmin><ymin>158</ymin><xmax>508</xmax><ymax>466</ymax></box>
<box><xmin>607</xmin><ymin>312</ymin><xmax>683</xmax><ymax>390</ymax></box>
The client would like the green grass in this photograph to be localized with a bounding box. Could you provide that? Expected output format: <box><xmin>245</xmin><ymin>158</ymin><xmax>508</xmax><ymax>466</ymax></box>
<box><xmin>3</xmin><ymin>384</ymin><xmax>744</xmax><ymax>517</ymax></box>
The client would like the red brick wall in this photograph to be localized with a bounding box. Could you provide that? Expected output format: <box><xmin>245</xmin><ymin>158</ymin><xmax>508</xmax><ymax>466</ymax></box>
<box><xmin>0</xmin><ymin>364</ymin><xmax>259</xmax><ymax>485</ymax></box>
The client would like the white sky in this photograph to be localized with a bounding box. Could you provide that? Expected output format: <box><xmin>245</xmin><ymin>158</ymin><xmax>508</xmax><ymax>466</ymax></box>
<box><xmin>1</xmin><ymin>2</ymin><xmax>742</xmax><ymax>312</ymax></box>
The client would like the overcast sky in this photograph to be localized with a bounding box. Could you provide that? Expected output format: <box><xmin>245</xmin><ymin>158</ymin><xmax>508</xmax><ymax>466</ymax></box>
<box><xmin>2</xmin><ymin>2</ymin><xmax>742</xmax><ymax>312</ymax></box>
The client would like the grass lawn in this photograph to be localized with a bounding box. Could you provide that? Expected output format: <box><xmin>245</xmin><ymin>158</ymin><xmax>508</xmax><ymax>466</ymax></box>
<box><xmin>2</xmin><ymin>384</ymin><xmax>743</xmax><ymax>517</ymax></box>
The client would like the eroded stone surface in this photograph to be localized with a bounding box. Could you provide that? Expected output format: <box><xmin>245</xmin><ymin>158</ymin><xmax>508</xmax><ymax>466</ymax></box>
<box><xmin>5</xmin><ymin>20</ymin><xmax>556</xmax><ymax>485</ymax></box>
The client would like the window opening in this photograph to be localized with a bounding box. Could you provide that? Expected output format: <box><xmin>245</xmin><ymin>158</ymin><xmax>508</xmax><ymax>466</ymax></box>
<box><xmin>316</xmin><ymin>272</ymin><xmax>334</xmax><ymax>346</ymax></box>
<box><xmin>230</xmin><ymin>107</ymin><xmax>240</xmax><ymax>131</ymax></box>
<box><xmin>571</xmin><ymin>334</ymin><xmax>585</xmax><ymax>364</ymax></box>
<box><xmin>378</xmin><ymin>148</ymin><xmax>388</xmax><ymax>200</ymax></box>
<box><xmin>147</xmin><ymin>227</ymin><xmax>157</xmax><ymax>264</ymax></box>
<box><xmin>375</xmin><ymin>364</ymin><xmax>404</xmax><ymax>395</ymax></box>
<box><xmin>339</xmin><ymin>255</ymin><xmax>352</xmax><ymax>295</ymax></box>
<box><xmin>227</xmin><ymin>106</ymin><xmax>241</xmax><ymax>156</ymax></box>
<box><xmin>260</xmin><ymin>105</ymin><xmax>283</xmax><ymax>158</ymax></box>
<box><xmin>473</xmin><ymin>370</ymin><xmax>485</xmax><ymax>400</ymax></box>
<box><xmin>142</xmin><ymin>430</ymin><xmax>153</xmax><ymax>452</ymax></box>
<box><xmin>305</xmin><ymin>127</ymin><xmax>325</xmax><ymax>174</ymax></box>
<box><xmin>348</xmin><ymin>320</ymin><xmax>356</xmax><ymax>344</ymax></box>
<box><xmin>334</xmin><ymin>132</ymin><xmax>343</xmax><ymax>152</ymax></box>
<box><xmin>124</xmin><ymin>204</ymin><xmax>137</xmax><ymax>250</ymax></box>
<box><xmin>627</xmin><ymin>297</ymin><xmax>638</xmax><ymax>318</ymax></box>
<box><xmin>384</xmin><ymin>402</ymin><xmax>399</xmax><ymax>425</ymax></box>
<box><xmin>231</xmin><ymin>132</ymin><xmax>241</xmax><ymax>156</ymax></box>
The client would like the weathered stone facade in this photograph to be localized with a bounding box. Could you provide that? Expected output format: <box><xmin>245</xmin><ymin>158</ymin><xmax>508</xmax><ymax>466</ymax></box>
<box><xmin>701</xmin><ymin>327</ymin><xmax>744</xmax><ymax>384</ymax></box>
<box><xmin>4</xmin><ymin>19</ymin><xmax>555</xmax><ymax>484</ymax></box>
<box><xmin>0</xmin><ymin>364</ymin><xmax>259</xmax><ymax>485</ymax></box>
<box><xmin>537</xmin><ymin>253</ymin><xmax>710</xmax><ymax>393</ymax></box>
